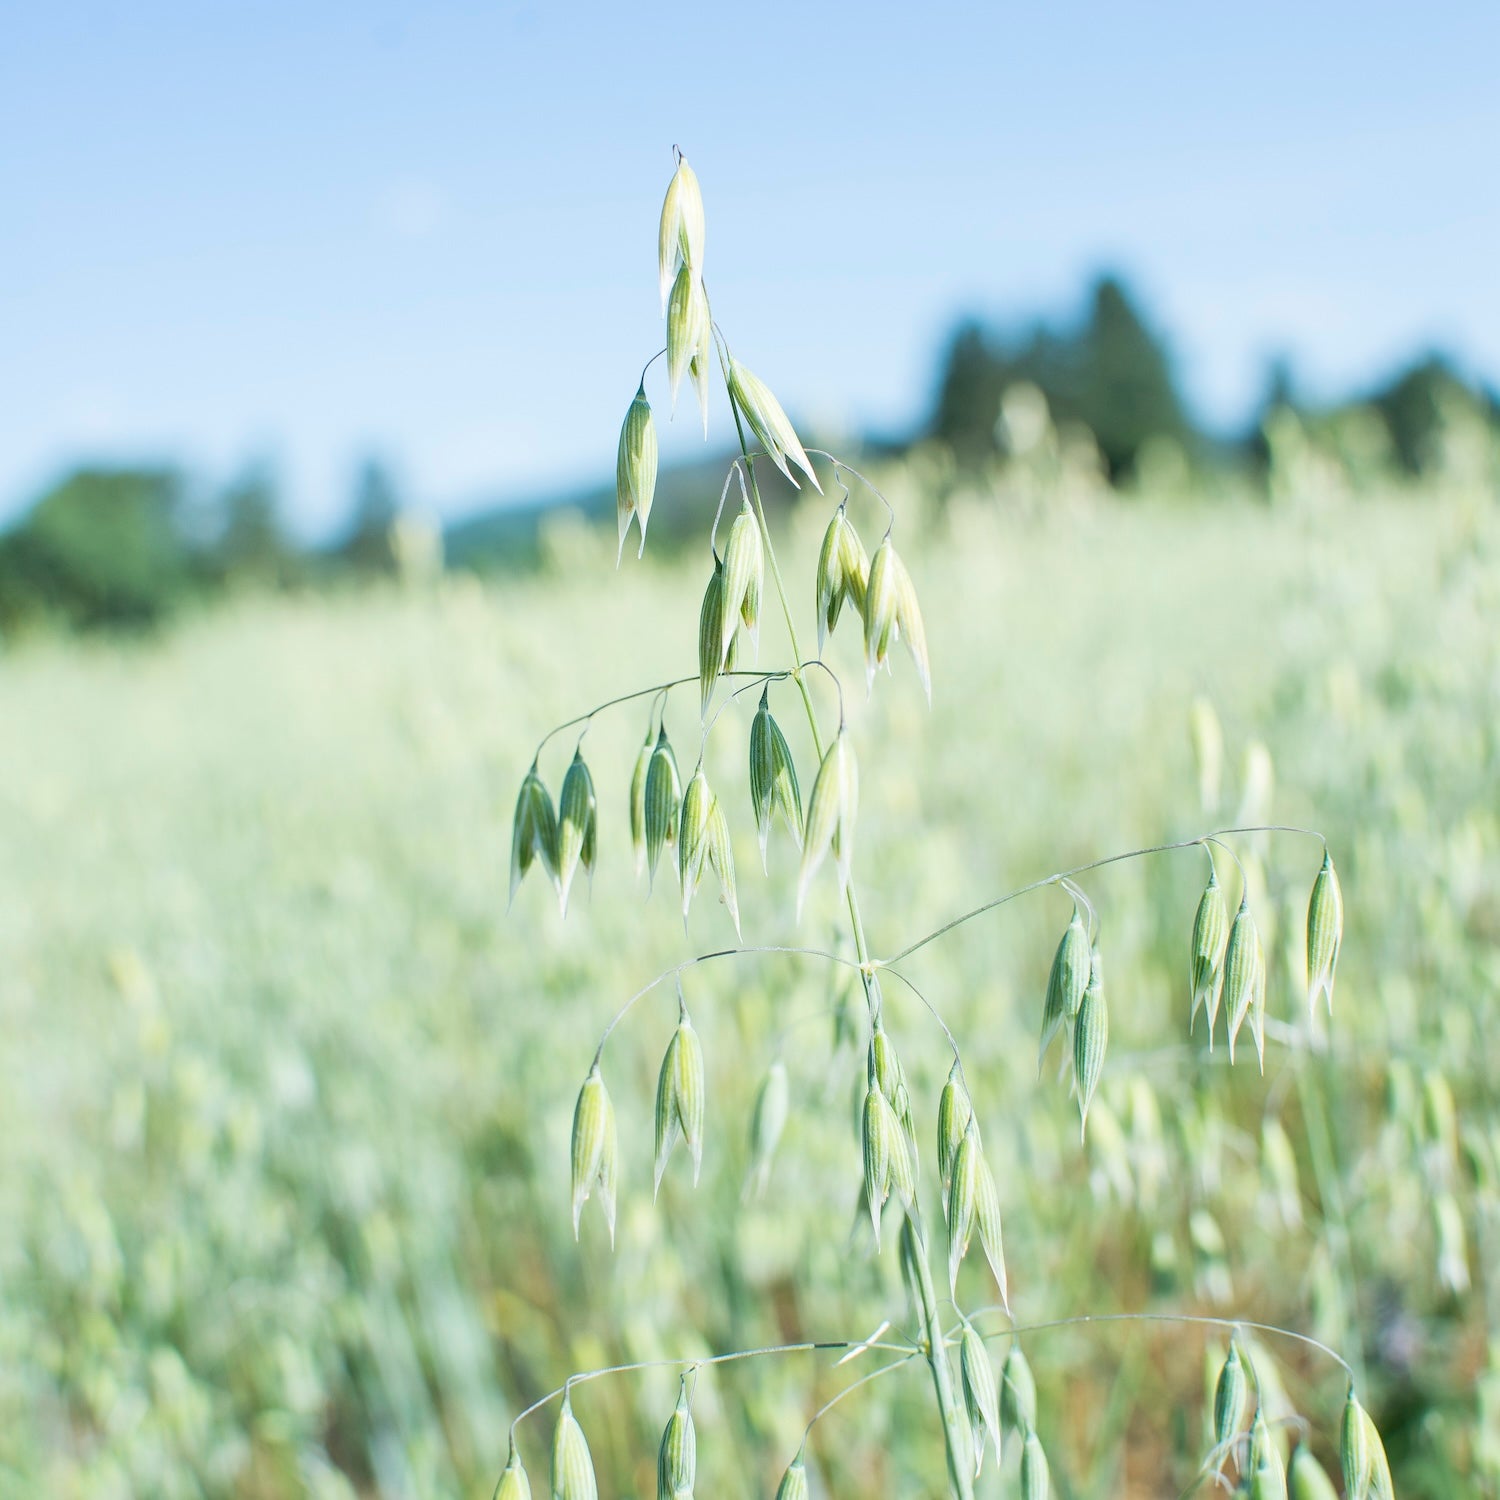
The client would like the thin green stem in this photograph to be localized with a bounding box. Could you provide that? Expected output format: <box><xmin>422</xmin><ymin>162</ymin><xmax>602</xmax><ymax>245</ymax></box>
<box><xmin>591</xmin><ymin>944</ymin><xmax>861</xmax><ymax>1066</ymax></box>
<box><xmin>959</xmin><ymin>1308</ymin><xmax>1354</xmax><ymax>1381</ymax></box>
<box><xmin>880</xmin><ymin>825</ymin><xmax>1327</xmax><ymax>966</ymax></box>
<box><xmin>800</xmin><ymin>1353</ymin><xmax>917</xmax><ymax>1443</ymax></box>
<box><xmin>507</xmin><ymin>1335</ymin><xmax>919</xmax><ymax>1442</ymax></box>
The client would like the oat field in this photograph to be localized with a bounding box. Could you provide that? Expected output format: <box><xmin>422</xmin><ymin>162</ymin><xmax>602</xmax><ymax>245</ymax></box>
<box><xmin>4</xmin><ymin>471</ymin><xmax>1498</xmax><ymax>1498</ymax></box>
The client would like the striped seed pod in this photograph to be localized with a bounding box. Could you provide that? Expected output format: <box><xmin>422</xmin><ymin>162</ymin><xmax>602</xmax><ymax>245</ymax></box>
<box><xmin>1305</xmin><ymin>851</ymin><xmax>1343</xmax><ymax>1018</ymax></box>
<box><xmin>657</xmin><ymin>154</ymin><xmax>705</xmax><ymax>311</ymax></box>
<box><xmin>551</xmin><ymin>1393</ymin><xmax>598</xmax><ymax>1500</ymax></box>
<box><xmin>654</xmin><ymin>999</ymin><xmax>706</xmax><ymax>1193</ymax></box>
<box><xmin>947</xmin><ymin>1125</ymin><xmax>979</xmax><ymax>1295</ymax></box>
<box><xmin>749</xmin><ymin>691</ymin><xmax>803</xmax><ymax>869</ymax></box>
<box><xmin>557</xmin><ymin>749</ymin><xmax>597</xmax><ymax>916</ymax></box>
<box><xmin>862</xmin><ymin>537</ymin><xmax>900</xmax><ymax>691</ymax></box>
<box><xmin>616</xmin><ymin>385</ymin><xmax>658</xmax><ymax>563</ymax></box>
<box><xmin>719</xmin><ymin>501</ymin><xmax>763</xmax><ymax>661</ymax></box>
<box><xmin>704</xmin><ymin>798</ymin><xmax>740</xmax><ymax>936</ymax></box>
<box><xmin>643</xmin><ymin>728</ymin><xmax>683</xmax><ymax>888</ymax></box>
<box><xmin>678</xmin><ymin>769</ymin><xmax>715</xmax><ymax>920</ymax></box>
<box><xmin>1212</xmin><ymin>1340</ymin><xmax>1248</xmax><ymax>1452</ymax></box>
<box><xmin>1341</xmin><ymin>1389</ymin><xmax>1371</xmax><ymax>1499</ymax></box>
<box><xmin>861</xmin><ymin>1083</ymin><xmax>895</xmax><ymax>1247</ymax></box>
<box><xmin>629</xmin><ymin>731</ymin><xmax>653</xmax><ymax>877</ymax></box>
<box><xmin>960</xmin><ymin>1319</ymin><xmax>1002</xmax><ymax>1477</ymax></box>
<box><xmin>570</xmin><ymin>1065</ymin><xmax>618</xmax><ymax>1244</ymax></box>
<box><xmin>726</xmin><ymin>358</ymin><xmax>821</xmax><ymax>492</ymax></box>
<box><xmin>494</xmin><ymin>1437</ymin><xmax>531</xmax><ymax>1500</ymax></box>
<box><xmin>666</xmin><ymin>265</ymin><xmax>709</xmax><ymax>410</ymax></box>
<box><xmin>656</xmin><ymin>1380</ymin><xmax>696</xmax><ymax>1500</ymax></box>
<box><xmin>937</xmin><ymin>1060</ymin><xmax>973</xmax><ymax>1200</ymax></box>
<box><xmin>975</xmin><ymin>1152</ymin><xmax>1009</xmax><ymax>1311</ymax></box>
<box><xmin>698</xmin><ymin>559</ymin><xmax>728</xmax><ymax>717</ymax></box>
<box><xmin>1039</xmin><ymin>906</ymin><xmax>1090</xmax><ymax>1075</ymax></box>
<box><xmin>1021</xmin><ymin>1427</ymin><xmax>1050</xmax><ymax>1500</ymax></box>
<box><xmin>1074</xmin><ymin>950</ymin><xmax>1109</xmax><ymax>1140</ymax></box>
<box><xmin>1287</xmin><ymin>1445</ymin><xmax>1339</xmax><ymax>1500</ymax></box>
<box><xmin>1249</xmin><ymin>1408</ymin><xmax>1286</xmax><ymax>1499</ymax></box>
<box><xmin>773</xmin><ymin>1453</ymin><xmax>808</xmax><ymax>1500</ymax></box>
<box><xmin>1002</xmin><ymin>1345</ymin><xmax>1037</xmax><ymax>1439</ymax></box>
<box><xmin>510</xmin><ymin>764</ymin><xmax>562</xmax><ymax>905</ymax></box>
<box><xmin>1223</xmin><ymin>899</ymin><xmax>1259</xmax><ymax>1064</ymax></box>
<box><xmin>1190</xmin><ymin>868</ymin><xmax>1230</xmax><ymax>1037</ymax></box>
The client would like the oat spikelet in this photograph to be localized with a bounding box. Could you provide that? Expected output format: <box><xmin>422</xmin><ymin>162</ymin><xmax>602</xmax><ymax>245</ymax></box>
<box><xmin>946</xmin><ymin>1126</ymin><xmax>979</xmax><ymax>1295</ymax></box>
<box><xmin>937</xmin><ymin>1060</ymin><xmax>973</xmax><ymax>1202</ymax></box>
<box><xmin>1073</xmin><ymin>950</ymin><xmax>1108</xmax><ymax>1140</ymax></box>
<box><xmin>654</xmin><ymin>999</ymin><xmax>706</xmax><ymax>1193</ymax></box>
<box><xmin>557</xmin><ymin>750</ymin><xmax>597</xmax><ymax>916</ymax></box>
<box><xmin>656</xmin><ymin>1380</ymin><xmax>696</xmax><ymax>1500</ymax></box>
<box><xmin>1223</xmin><ymin>898</ymin><xmax>1259</xmax><ymax>1064</ymax></box>
<box><xmin>1020</xmin><ymin>1427</ymin><xmax>1050</xmax><ymax>1500</ymax></box>
<box><xmin>629</xmin><ymin>732</ymin><xmax>653</xmax><ymax>877</ymax></box>
<box><xmin>551</xmin><ymin>1394</ymin><xmax>598</xmax><ymax>1500</ymax></box>
<box><xmin>1306</xmin><ymin>850</ymin><xmax>1343</xmax><ymax>1018</ymax></box>
<box><xmin>494</xmin><ymin>1437</ymin><xmax>531</xmax><ymax>1500</ymax></box>
<box><xmin>1212</xmin><ymin>1340</ymin><xmax>1248</xmax><ymax>1451</ymax></box>
<box><xmin>773</xmin><ymin>1453</ymin><xmax>808</xmax><ymax>1500</ymax></box>
<box><xmin>1001</xmin><ymin>1345</ymin><xmax>1037</xmax><ymax>1440</ymax></box>
<box><xmin>658</xmin><ymin>154</ymin><xmax>705</xmax><ymax>311</ymax></box>
<box><xmin>570</xmin><ymin>1065</ymin><xmax>617</xmax><ymax>1244</ymax></box>
<box><xmin>510</xmin><ymin>764</ymin><xmax>563</xmax><ymax>906</ymax></box>
<box><xmin>616</xmin><ymin>385</ymin><xmax>658</xmax><ymax>563</ymax></box>
<box><xmin>726</xmin><ymin>358</ymin><xmax>822</xmax><ymax>492</ymax></box>
<box><xmin>643</xmin><ymin>729</ymin><xmax>683</xmax><ymax>889</ymax></box>
<box><xmin>1189</xmin><ymin>868</ymin><xmax>1229</xmax><ymax>1037</ymax></box>
<box><xmin>959</xmin><ymin>1319</ymin><xmax>1002</xmax><ymax>1477</ymax></box>
<box><xmin>1288</xmin><ymin>1444</ymin><xmax>1340</xmax><ymax>1500</ymax></box>
<box><xmin>1040</xmin><ymin>907</ymin><xmax>1089</xmax><ymax>1075</ymax></box>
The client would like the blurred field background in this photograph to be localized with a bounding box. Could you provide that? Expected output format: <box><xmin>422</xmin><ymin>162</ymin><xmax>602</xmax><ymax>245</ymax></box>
<box><xmin>6</xmin><ymin>7</ymin><xmax>1500</xmax><ymax>1497</ymax></box>
<box><xmin>4</xmin><ymin>402</ymin><xmax>1500</xmax><ymax>1496</ymax></box>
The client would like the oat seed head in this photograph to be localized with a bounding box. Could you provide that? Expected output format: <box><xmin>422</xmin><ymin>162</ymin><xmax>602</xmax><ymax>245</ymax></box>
<box><xmin>644</xmin><ymin>729</ymin><xmax>683</xmax><ymax>888</ymax></box>
<box><xmin>570</xmin><ymin>1065</ymin><xmax>618</xmax><ymax>1244</ymax></box>
<box><xmin>552</xmin><ymin>1395</ymin><xmax>599</xmax><ymax>1500</ymax></box>
<box><xmin>1223</xmin><ymin>899</ymin><xmax>1259</xmax><ymax>1065</ymax></box>
<box><xmin>959</xmin><ymin>1319</ymin><xmax>1002</xmax><ymax>1478</ymax></box>
<box><xmin>557</xmin><ymin>750</ymin><xmax>597</xmax><ymax>916</ymax></box>
<box><xmin>1305</xmin><ymin>851</ymin><xmax>1343</xmax><ymax>1019</ymax></box>
<box><xmin>616</xmin><ymin>385</ymin><xmax>659</xmax><ymax>563</ymax></box>
<box><xmin>1073</xmin><ymin>950</ymin><xmax>1109</xmax><ymax>1140</ymax></box>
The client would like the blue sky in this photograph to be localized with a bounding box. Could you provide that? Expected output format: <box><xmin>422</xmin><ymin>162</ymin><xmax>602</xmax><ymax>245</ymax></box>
<box><xmin>2</xmin><ymin>1</ymin><xmax>1496</xmax><ymax>534</ymax></box>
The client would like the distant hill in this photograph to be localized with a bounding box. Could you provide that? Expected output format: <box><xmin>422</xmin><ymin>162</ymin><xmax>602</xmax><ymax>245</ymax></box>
<box><xmin>444</xmin><ymin>446</ymin><xmax>817</xmax><ymax>570</ymax></box>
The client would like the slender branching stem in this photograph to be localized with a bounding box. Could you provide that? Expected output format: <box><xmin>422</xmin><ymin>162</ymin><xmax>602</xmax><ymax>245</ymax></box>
<box><xmin>507</xmin><ymin>1336</ymin><xmax>919</xmax><ymax>1442</ymax></box>
<box><xmin>958</xmin><ymin>1308</ymin><xmax>1355</xmax><ymax>1381</ymax></box>
<box><xmin>880</xmin><ymin>825</ymin><xmax>1328</xmax><ymax>966</ymax></box>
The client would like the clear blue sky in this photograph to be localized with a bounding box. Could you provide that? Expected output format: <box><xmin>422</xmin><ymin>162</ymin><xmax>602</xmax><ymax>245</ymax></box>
<box><xmin>2</xmin><ymin>1</ymin><xmax>1496</xmax><ymax>535</ymax></box>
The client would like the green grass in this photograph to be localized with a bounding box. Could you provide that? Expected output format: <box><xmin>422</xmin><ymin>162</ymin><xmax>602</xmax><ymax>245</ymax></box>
<box><xmin>3</xmin><ymin>477</ymin><xmax>1497</xmax><ymax>1498</ymax></box>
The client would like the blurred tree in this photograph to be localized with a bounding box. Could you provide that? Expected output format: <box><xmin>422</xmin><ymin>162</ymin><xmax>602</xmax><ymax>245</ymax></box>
<box><xmin>215</xmin><ymin>460</ymin><xmax>300</xmax><ymax>586</ymax></box>
<box><xmin>1069</xmin><ymin>275</ymin><xmax>1193</xmax><ymax>479</ymax></box>
<box><xmin>932</xmin><ymin>321</ymin><xmax>1008</xmax><ymax>465</ymax></box>
<box><xmin>338</xmin><ymin>458</ymin><xmax>401</xmax><ymax>575</ymax></box>
<box><xmin>0</xmin><ymin>467</ymin><xmax>192</xmax><ymax>631</ymax></box>
<box><xmin>929</xmin><ymin>274</ymin><xmax>1195</xmax><ymax>481</ymax></box>
<box><xmin>1369</xmin><ymin>354</ymin><xmax>1472</xmax><ymax>475</ymax></box>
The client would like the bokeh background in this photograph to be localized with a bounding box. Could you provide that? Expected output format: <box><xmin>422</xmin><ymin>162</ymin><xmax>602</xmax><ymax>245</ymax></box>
<box><xmin>3</xmin><ymin>4</ymin><xmax>1498</xmax><ymax>1497</ymax></box>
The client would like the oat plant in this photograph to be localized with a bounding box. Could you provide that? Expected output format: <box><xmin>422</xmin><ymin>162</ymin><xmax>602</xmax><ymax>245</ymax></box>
<box><xmin>501</xmin><ymin>151</ymin><xmax>1389</xmax><ymax>1500</ymax></box>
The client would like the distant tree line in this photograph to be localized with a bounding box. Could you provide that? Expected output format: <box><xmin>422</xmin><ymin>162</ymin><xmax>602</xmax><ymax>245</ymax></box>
<box><xmin>3</xmin><ymin>271</ymin><xmax>1496</xmax><ymax>634</ymax></box>
<box><xmin>0</xmin><ymin>458</ymin><xmax>409</xmax><ymax>634</ymax></box>
<box><xmin>929</xmin><ymin>272</ymin><xmax>1500</xmax><ymax>483</ymax></box>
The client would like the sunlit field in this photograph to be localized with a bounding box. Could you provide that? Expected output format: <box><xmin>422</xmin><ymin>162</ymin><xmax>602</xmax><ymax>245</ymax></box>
<box><xmin>4</xmin><ymin>469</ymin><xmax>1498</xmax><ymax>1498</ymax></box>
